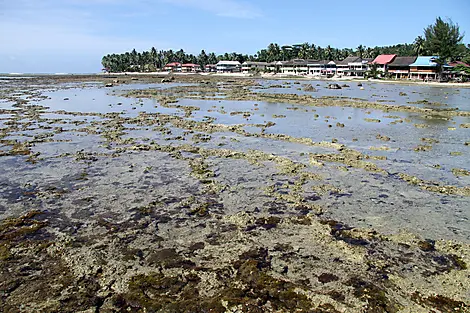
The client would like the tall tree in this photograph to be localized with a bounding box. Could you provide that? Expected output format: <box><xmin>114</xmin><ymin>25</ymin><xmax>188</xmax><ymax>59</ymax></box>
<box><xmin>325</xmin><ymin>45</ymin><xmax>333</xmax><ymax>60</ymax></box>
<box><xmin>131</xmin><ymin>49</ymin><xmax>138</xmax><ymax>67</ymax></box>
<box><xmin>423</xmin><ymin>17</ymin><xmax>465</xmax><ymax>79</ymax></box>
<box><xmin>207</xmin><ymin>53</ymin><xmax>217</xmax><ymax>65</ymax></box>
<box><xmin>150</xmin><ymin>47</ymin><xmax>158</xmax><ymax>70</ymax></box>
<box><xmin>198</xmin><ymin>50</ymin><xmax>209</xmax><ymax>67</ymax></box>
<box><xmin>356</xmin><ymin>45</ymin><xmax>364</xmax><ymax>58</ymax></box>
<box><xmin>424</xmin><ymin>17</ymin><xmax>464</xmax><ymax>61</ymax></box>
<box><xmin>413</xmin><ymin>36</ymin><xmax>426</xmax><ymax>56</ymax></box>
<box><xmin>176</xmin><ymin>49</ymin><xmax>186</xmax><ymax>63</ymax></box>
<box><xmin>267</xmin><ymin>43</ymin><xmax>281</xmax><ymax>62</ymax></box>
<box><xmin>298</xmin><ymin>43</ymin><xmax>310</xmax><ymax>59</ymax></box>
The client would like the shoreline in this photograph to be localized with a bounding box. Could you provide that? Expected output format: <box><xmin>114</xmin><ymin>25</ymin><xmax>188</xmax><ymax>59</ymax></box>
<box><xmin>3</xmin><ymin>71</ymin><xmax>470</xmax><ymax>88</ymax></box>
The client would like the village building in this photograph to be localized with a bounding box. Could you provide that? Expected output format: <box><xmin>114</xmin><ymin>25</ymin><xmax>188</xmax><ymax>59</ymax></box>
<box><xmin>181</xmin><ymin>63</ymin><xmax>201</xmax><ymax>73</ymax></box>
<box><xmin>204</xmin><ymin>64</ymin><xmax>217</xmax><ymax>72</ymax></box>
<box><xmin>447</xmin><ymin>61</ymin><xmax>470</xmax><ymax>80</ymax></box>
<box><xmin>387</xmin><ymin>56</ymin><xmax>417</xmax><ymax>79</ymax></box>
<box><xmin>280</xmin><ymin>59</ymin><xmax>312</xmax><ymax>75</ymax></box>
<box><xmin>267</xmin><ymin>61</ymin><xmax>285</xmax><ymax>73</ymax></box>
<box><xmin>371</xmin><ymin>55</ymin><xmax>397</xmax><ymax>73</ymax></box>
<box><xmin>448</xmin><ymin>61</ymin><xmax>470</xmax><ymax>68</ymax></box>
<box><xmin>336</xmin><ymin>57</ymin><xmax>370</xmax><ymax>77</ymax></box>
<box><xmin>216</xmin><ymin>61</ymin><xmax>241</xmax><ymax>73</ymax></box>
<box><xmin>346</xmin><ymin>58</ymin><xmax>372</xmax><ymax>76</ymax></box>
<box><xmin>163</xmin><ymin>62</ymin><xmax>182</xmax><ymax>72</ymax></box>
<box><xmin>409</xmin><ymin>56</ymin><xmax>444</xmax><ymax>80</ymax></box>
<box><xmin>241</xmin><ymin>61</ymin><xmax>268</xmax><ymax>73</ymax></box>
<box><xmin>307</xmin><ymin>60</ymin><xmax>337</xmax><ymax>76</ymax></box>
<box><xmin>335</xmin><ymin>57</ymin><xmax>356</xmax><ymax>76</ymax></box>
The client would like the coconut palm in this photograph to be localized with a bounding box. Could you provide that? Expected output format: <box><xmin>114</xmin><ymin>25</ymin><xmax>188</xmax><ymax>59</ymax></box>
<box><xmin>356</xmin><ymin>45</ymin><xmax>364</xmax><ymax>58</ymax></box>
<box><xmin>325</xmin><ymin>45</ymin><xmax>333</xmax><ymax>60</ymax></box>
<box><xmin>298</xmin><ymin>43</ymin><xmax>310</xmax><ymax>59</ymax></box>
<box><xmin>150</xmin><ymin>47</ymin><xmax>158</xmax><ymax>70</ymax></box>
<box><xmin>413</xmin><ymin>36</ymin><xmax>426</xmax><ymax>56</ymax></box>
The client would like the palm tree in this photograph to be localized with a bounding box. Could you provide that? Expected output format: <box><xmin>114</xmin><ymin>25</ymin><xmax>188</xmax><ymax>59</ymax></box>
<box><xmin>130</xmin><ymin>49</ymin><xmax>138</xmax><ymax>68</ymax></box>
<box><xmin>413</xmin><ymin>36</ymin><xmax>426</xmax><ymax>56</ymax></box>
<box><xmin>356</xmin><ymin>45</ymin><xmax>364</xmax><ymax>58</ymax></box>
<box><xmin>325</xmin><ymin>45</ymin><xmax>333</xmax><ymax>60</ymax></box>
<box><xmin>316</xmin><ymin>46</ymin><xmax>324</xmax><ymax>60</ymax></box>
<box><xmin>281</xmin><ymin>46</ymin><xmax>292</xmax><ymax>61</ymax></box>
<box><xmin>198</xmin><ymin>50</ymin><xmax>208</xmax><ymax>67</ymax></box>
<box><xmin>267</xmin><ymin>43</ymin><xmax>281</xmax><ymax>62</ymax></box>
<box><xmin>298</xmin><ymin>43</ymin><xmax>310</xmax><ymax>59</ymax></box>
<box><xmin>150</xmin><ymin>47</ymin><xmax>158</xmax><ymax>70</ymax></box>
<box><xmin>176</xmin><ymin>49</ymin><xmax>186</xmax><ymax>63</ymax></box>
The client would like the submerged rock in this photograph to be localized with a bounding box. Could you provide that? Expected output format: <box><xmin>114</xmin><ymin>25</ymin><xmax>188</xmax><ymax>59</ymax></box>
<box><xmin>303</xmin><ymin>84</ymin><xmax>316</xmax><ymax>92</ymax></box>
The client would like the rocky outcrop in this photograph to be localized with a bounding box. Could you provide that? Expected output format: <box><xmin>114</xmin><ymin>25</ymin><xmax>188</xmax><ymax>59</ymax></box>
<box><xmin>328</xmin><ymin>84</ymin><xmax>342</xmax><ymax>90</ymax></box>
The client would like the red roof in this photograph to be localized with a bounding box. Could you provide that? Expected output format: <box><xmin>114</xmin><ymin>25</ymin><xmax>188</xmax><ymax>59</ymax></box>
<box><xmin>182</xmin><ymin>63</ymin><xmax>200</xmax><ymax>67</ymax></box>
<box><xmin>448</xmin><ymin>61</ymin><xmax>470</xmax><ymax>67</ymax></box>
<box><xmin>372</xmin><ymin>54</ymin><xmax>396</xmax><ymax>65</ymax></box>
<box><xmin>164</xmin><ymin>62</ymin><xmax>181</xmax><ymax>67</ymax></box>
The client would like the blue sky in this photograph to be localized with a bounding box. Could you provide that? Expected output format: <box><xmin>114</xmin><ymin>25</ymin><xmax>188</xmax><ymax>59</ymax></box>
<box><xmin>1</xmin><ymin>0</ymin><xmax>469</xmax><ymax>73</ymax></box>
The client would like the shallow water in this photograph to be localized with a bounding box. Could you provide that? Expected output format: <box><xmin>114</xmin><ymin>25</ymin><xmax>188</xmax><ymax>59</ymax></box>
<box><xmin>255</xmin><ymin>79</ymin><xmax>470</xmax><ymax>110</ymax></box>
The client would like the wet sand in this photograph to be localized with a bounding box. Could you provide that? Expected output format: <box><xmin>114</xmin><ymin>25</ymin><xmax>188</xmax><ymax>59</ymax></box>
<box><xmin>0</xmin><ymin>75</ymin><xmax>469</xmax><ymax>312</ymax></box>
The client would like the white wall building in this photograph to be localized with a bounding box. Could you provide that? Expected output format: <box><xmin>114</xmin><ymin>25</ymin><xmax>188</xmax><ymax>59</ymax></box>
<box><xmin>216</xmin><ymin>61</ymin><xmax>241</xmax><ymax>73</ymax></box>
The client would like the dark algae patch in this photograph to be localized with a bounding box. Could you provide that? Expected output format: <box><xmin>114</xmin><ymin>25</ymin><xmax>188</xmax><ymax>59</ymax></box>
<box><xmin>411</xmin><ymin>292</ymin><xmax>469</xmax><ymax>312</ymax></box>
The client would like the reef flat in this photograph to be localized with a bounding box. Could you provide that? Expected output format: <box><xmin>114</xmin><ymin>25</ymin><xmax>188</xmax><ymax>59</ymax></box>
<box><xmin>0</xmin><ymin>75</ymin><xmax>469</xmax><ymax>312</ymax></box>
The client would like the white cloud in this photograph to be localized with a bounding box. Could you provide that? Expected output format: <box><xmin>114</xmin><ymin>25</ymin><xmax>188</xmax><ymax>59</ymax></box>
<box><xmin>161</xmin><ymin>0</ymin><xmax>262</xmax><ymax>19</ymax></box>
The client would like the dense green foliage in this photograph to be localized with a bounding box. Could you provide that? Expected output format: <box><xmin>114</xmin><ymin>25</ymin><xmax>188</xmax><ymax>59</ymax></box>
<box><xmin>101</xmin><ymin>43</ymin><xmax>416</xmax><ymax>72</ymax></box>
<box><xmin>102</xmin><ymin>17</ymin><xmax>469</xmax><ymax>73</ymax></box>
<box><xmin>423</xmin><ymin>17</ymin><xmax>465</xmax><ymax>62</ymax></box>
<box><xmin>452</xmin><ymin>64</ymin><xmax>470</xmax><ymax>75</ymax></box>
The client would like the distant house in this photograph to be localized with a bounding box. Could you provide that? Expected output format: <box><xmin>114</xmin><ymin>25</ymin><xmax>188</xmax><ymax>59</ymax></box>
<box><xmin>267</xmin><ymin>61</ymin><xmax>285</xmax><ymax>73</ymax></box>
<box><xmin>348</xmin><ymin>58</ymin><xmax>372</xmax><ymax>76</ymax></box>
<box><xmin>336</xmin><ymin>56</ymin><xmax>370</xmax><ymax>77</ymax></box>
<box><xmin>280</xmin><ymin>59</ymin><xmax>311</xmax><ymax>75</ymax></box>
<box><xmin>336</xmin><ymin>56</ymin><xmax>357</xmax><ymax>76</ymax></box>
<box><xmin>448</xmin><ymin>61</ymin><xmax>470</xmax><ymax>79</ymax></box>
<box><xmin>241</xmin><ymin>61</ymin><xmax>268</xmax><ymax>73</ymax></box>
<box><xmin>387</xmin><ymin>56</ymin><xmax>417</xmax><ymax>79</ymax></box>
<box><xmin>204</xmin><ymin>64</ymin><xmax>217</xmax><ymax>72</ymax></box>
<box><xmin>216</xmin><ymin>61</ymin><xmax>241</xmax><ymax>73</ymax></box>
<box><xmin>307</xmin><ymin>60</ymin><xmax>337</xmax><ymax>76</ymax></box>
<box><xmin>409</xmin><ymin>56</ymin><xmax>443</xmax><ymax>80</ymax></box>
<box><xmin>372</xmin><ymin>54</ymin><xmax>397</xmax><ymax>73</ymax></box>
<box><xmin>181</xmin><ymin>63</ymin><xmax>201</xmax><ymax>73</ymax></box>
<box><xmin>448</xmin><ymin>61</ymin><xmax>470</xmax><ymax>68</ymax></box>
<box><xmin>163</xmin><ymin>62</ymin><xmax>182</xmax><ymax>72</ymax></box>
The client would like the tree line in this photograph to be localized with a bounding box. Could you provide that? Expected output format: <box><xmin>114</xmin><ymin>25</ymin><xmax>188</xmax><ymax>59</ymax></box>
<box><xmin>101</xmin><ymin>17</ymin><xmax>470</xmax><ymax>73</ymax></box>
